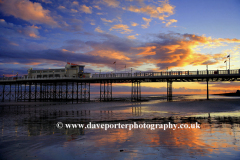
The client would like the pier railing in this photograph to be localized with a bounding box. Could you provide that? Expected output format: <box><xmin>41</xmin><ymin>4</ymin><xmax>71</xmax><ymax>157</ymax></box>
<box><xmin>1</xmin><ymin>69</ymin><xmax>240</xmax><ymax>81</ymax></box>
<box><xmin>92</xmin><ymin>69</ymin><xmax>240</xmax><ymax>78</ymax></box>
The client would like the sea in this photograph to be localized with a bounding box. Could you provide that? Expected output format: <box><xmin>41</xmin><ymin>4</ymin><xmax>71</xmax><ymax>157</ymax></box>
<box><xmin>0</xmin><ymin>94</ymin><xmax>240</xmax><ymax>160</ymax></box>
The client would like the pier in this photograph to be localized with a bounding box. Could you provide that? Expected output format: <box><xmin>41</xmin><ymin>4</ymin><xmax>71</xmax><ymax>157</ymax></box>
<box><xmin>0</xmin><ymin>69</ymin><xmax>240</xmax><ymax>102</ymax></box>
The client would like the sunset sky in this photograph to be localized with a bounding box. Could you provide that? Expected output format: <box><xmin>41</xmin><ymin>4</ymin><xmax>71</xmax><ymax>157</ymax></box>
<box><xmin>0</xmin><ymin>0</ymin><xmax>240</xmax><ymax>94</ymax></box>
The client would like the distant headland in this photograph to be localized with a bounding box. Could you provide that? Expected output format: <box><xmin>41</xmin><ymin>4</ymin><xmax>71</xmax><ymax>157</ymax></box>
<box><xmin>215</xmin><ymin>90</ymin><xmax>240</xmax><ymax>96</ymax></box>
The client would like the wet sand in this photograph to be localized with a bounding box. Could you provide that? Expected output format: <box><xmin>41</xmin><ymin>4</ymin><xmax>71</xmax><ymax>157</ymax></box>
<box><xmin>0</xmin><ymin>99</ymin><xmax>240</xmax><ymax>159</ymax></box>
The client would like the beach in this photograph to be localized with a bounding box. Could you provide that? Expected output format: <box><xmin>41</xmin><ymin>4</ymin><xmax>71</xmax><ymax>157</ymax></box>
<box><xmin>0</xmin><ymin>95</ymin><xmax>240</xmax><ymax>160</ymax></box>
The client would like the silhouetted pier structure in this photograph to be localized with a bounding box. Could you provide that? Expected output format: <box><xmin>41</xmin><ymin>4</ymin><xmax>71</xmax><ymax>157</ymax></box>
<box><xmin>0</xmin><ymin>69</ymin><xmax>240</xmax><ymax>102</ymax></box>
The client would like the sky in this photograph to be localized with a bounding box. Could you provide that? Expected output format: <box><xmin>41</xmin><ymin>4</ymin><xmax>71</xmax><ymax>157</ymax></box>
<box><xmin>0</xmin><ymin>0</ymin><xmax>240</xmax><ymax>94</ymax></box>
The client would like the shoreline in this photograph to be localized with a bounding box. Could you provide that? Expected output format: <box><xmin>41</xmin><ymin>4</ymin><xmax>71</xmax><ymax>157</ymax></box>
<box><xmin>1</xmin><ymin>95</ymin><xmax>240</xmax><ymax>106</ymax></box>
<box><xmin>214</xmin><ymin>93</ymin><xmax>240</xmax><ymax>96</ymax></box>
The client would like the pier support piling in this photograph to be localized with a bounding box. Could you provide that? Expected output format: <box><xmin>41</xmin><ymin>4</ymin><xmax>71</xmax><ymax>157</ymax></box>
<box><xmin>100</xmin><ymin>81</ymin><xmax>112</xmax><ymax>101</ymax></box>
<box><xmin>131</xmin><ymin>80</ymin><xmax>141</xmax><ymax>101</ymax></box>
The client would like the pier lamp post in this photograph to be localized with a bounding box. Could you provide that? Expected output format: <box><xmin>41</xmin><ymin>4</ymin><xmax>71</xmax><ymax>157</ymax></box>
<box><xmin>131</xmin><ymin>68</ymin><xmax>132</xmax><ymax>77</ymax></box>
<box><xmin>3</xmin><ymin>74</ymin><xmax>4</xmax><ymax>79</ymax></box>
<box><xmin>227</xmin><ymin>54</ymin><xmax>230</xmax><ymax>70</ymax></box>
<box><xmin>224</xmin><ymin>60</ymin><xmax>227</xmax><ymax>70</ymax></box>
<box><xmin>53</xmin><ymin>71</ymin><xmax>54</xmax><ymax>78</ymax></box>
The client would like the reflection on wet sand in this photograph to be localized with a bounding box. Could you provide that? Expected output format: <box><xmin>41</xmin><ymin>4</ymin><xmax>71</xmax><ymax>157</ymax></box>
<box><xmin>0</xmin><ymin>101</ymin><xmax>240</xmax><ymax>159</ymax></box>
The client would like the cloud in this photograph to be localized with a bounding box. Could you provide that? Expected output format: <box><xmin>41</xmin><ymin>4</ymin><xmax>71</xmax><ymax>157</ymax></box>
<box><xmin>80</xmin><ymin>4</ymin><xmax>92</xmax><ymax>14</ymax></box>
<box><xmin>0</xmin><ymin>0</ymin><xmax>58</xmax><ymax>26</ymax></box>
<box><xmin>132</xmin><ymin>33</ymin><xmax>240</xmax><ymax>69</ymax></box>
<box><xmin>62</xmin><ymin>49</ymin><xmax>74</xmax><ymax>53</ymax></box>
<box><xmin>127</xmin><ymin>35</ymin><xmax>136</xmax><ymax>39</ymax></box>
<box><xmin>136</xmin><ymin>46</ymin><xmax>156</xmax><ymax>55</ymax></box>
<box><xmin>71</xmin><ymin>9</ymin><xmax>78</xmax><ymax>13</ymax></box>
<box><xmin>58</xmin><ymin>6</ymin><xmax>66</xmax><ymax>9</ymax></box>
<box><xmin>0</xmin><ymin>19</ymin><xmax>40</xmax><ymax>38</ymax></box>
<box><xmin>101</xmin><ymin>18</ymin><xmax>115</xmax><ymax>23</ymax></box>
<box><xmin>72</xmin><ymin>1</ymin><xmax>79</xmax><ymax>5</ymax></box>
<box><xmin>30</xmin><ymin>25</ymin><xmax>41</xmax><ymax>29</ymax></box>
<box><xmin>209</xmin><ymin>81</ymin><xmax>240</xmax><ymax>89</ymax></box>
<box><xmin>102</xmin><ymin>0</ymin><xmax>120</xmax><ymax>8</ymax></box>
<box><xmin>41</xmin><ymin>0</ymin><xmax>52</xmax><ymax>4</ymax></box>
<box><xmin>0</xmin><ymin>48</ymin><xmax>115</xmax><ymax>69</ymax></box>
<box><xmin>96</xmin><ymin>13</ymin><xmax>104</xmax><ymax>15</ymax></box>
<box><xmin>88</xmin><ymin>50</ymin><xmax>130</xmax><ymax>61</ymax></box>
<box><xmin>60</xmin><ymin>17</ymin><xmax>83</xmax><ymax>32</ymax></box>
<box><xmin>141</xmin><ymin>17</ymin><xmax>151</xmax><ymax>29</ymax></box>
<box><xmin>94</xmin><ymin>5</ymin><xmax>101</xmax><ymax>10</ymax></box>
<box><xmin>109</xmin><ymin>24</ymin><xmax>133</xmax><ymax>34</ymax></box>
<box><xmin>131</xmin><ymin>22</ymin><xmax>139</xmax><ymax>27</ymax></box>
<box><xmin>1</xmin><ymin>30</ymin><xmax>240</xmax><ymax>75</ymax></box>
<box><xmin>95</xmin><ymin>26</ymin><xmax>104</xmax><ymax>33</ymax></box>
<box><xmin>165</xmin><ymin>19</ymin><xmax>177</xmax><ymax>27</ymax></box>
<box><xmin>125</xmin><ymin>0</ymin><xmax>175</xmax><ymax>20</ymax></box>
<box><xmin>0</xmin><ymin>37</ymin><xmax>19</xmax><ymax>47</ymax></box>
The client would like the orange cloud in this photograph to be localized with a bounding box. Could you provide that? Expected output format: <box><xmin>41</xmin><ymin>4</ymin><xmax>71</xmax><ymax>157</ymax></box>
<box><xmin>72</xmin><ymin>1</ymin><xmax>79</xmax><ymax>5</ymax></box>
<box><xmin>131</xmin><ymin>22</ymin><xmax>138</xmax><ymax>27</ymax></box>
<box><xmin>0</xmin><ymin>0</ymin><xmax>58</xmax><ymax>26</ymax></box>
<box><xmin>136</xmin><ymin>46</ymin><xmax>156</xmax><ymax>55</ymax></box>
<box><xmin>127</xmin><ymin>35</ymin><xmax>136</xmax><ymax>39</ymax></box>
<box><xmin>103</xmin><ymin>0</ymin><xmax>120</xmax><ymax>8</ymax></box>
<box><xmin>117</xmin><ymin>16</ymin><xmax>122</xmax><ymax>23</ymax></box>
<box><xmin>30</xmin><ymin>25</ymin><xmax>41</xmax><ymax>29</ymax></box>
<box><xmin>61</xmin><ymin>49</ymin><xmax>74</xmax><ymax>53</ymax></box>
<box><xmin>29</xmin><ymin>33</ymin><xmax>39</xmax><ymax>38</ymax></box>
<box><xmin>215</xmin><ymin>38</ymin><xmax>240</xmax><ymax>44</ymax></box>
<box><xmin>131</xmin><ymin>33</ymin><xmax>240</xmax><ymax>69</ymax></box>
<box><xmin>89</xmin><ymin>49</ymin><xmax>130</xmax><ymax>60</ymax></box>
<box><xmin>125</xmin><ymin>0</ymin><xmax>175</xmax><ymax>20</ymax></box>
<box><xmin>93</xmin><ymin>5</ymin><xmax>101</xmax><ymax>10</ymax></box>
<box><xmin>58</xmin><ymin>6</ymin><xmax>65</xmax><ymax>9</ymax></box>
<box><xmin>165</xmin><ymin>19</ymin><xmax>177</xmax><ymax>27</ymax></box>
<box><xmin>25</xmin><ymin>62</ymin><xmax>42</xmax><ymax>65</ymax></box>
<box><xmin>10</xmin><ymin>42</ymin><xmax>19</xmax><ymax>46</ymax></box>
<box><xmin>101</xmin><ymin>18</ymin><xmax>115</xmax><ymax>23</ymax></box>
<box><xmin>60</xmin><ymin>32</ymin><xmax>240</xmax><ymax>72</ymax></box>
<box><xmin>71</xmin><ymin>9</ymin><xmax>78</xmax><ymax>13</ymax></box>
<box><xmin>94</xmin><ymin>26</ymin><xmax>104</xmax><ymax>33</ymax></box>
<box><xmin>141</xmin><ymin>17</ymin><xmax>152</xmax><ymax>29</ymax></box>
<box><xmin>80</xmin><ymin>4</ymin><xmax>92</xmax><ymax>14</ymax></box>
<box><xmin>96</xmin><ymin>12</ymin><xmax>104</xmax><ymax>15</ymax></box>
<box><xmin>109</xmin><ymin>24</ymin><xmax>133</xmax><ymax>34</ymax></box>
<box><xmin>210</xmin><ymin>82</ymin><xmax>240</xmax><ymax>89</ymax></box>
